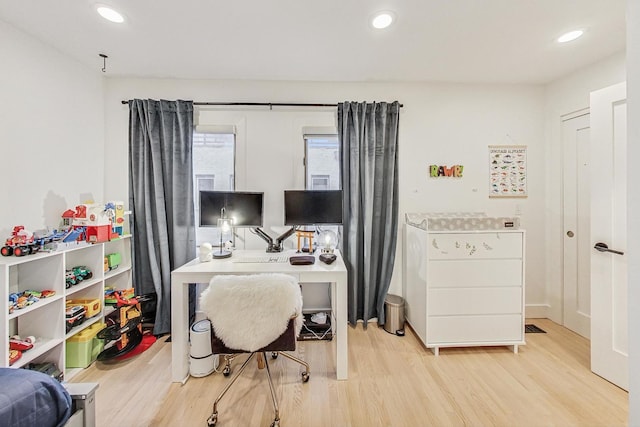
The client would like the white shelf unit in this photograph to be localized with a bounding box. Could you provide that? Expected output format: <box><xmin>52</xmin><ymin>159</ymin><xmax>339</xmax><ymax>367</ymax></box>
<box><xmin>403</xmin><ymin>224</ymin><xmax>525</xmax><ymax>355</ymax></box>
<box><xmin>1</xmin><ymin>235</ymin><xmax>131</xmax><ymax>377</ymax></box>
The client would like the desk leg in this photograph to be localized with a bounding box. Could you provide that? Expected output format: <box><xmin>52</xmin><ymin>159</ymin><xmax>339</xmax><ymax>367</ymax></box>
<box><xmin>333</xmin><ymin>277</ymin><xmax>348</xmax><ymax>380</ymax></box>
<box><xmin>171</xmin><ymin>278</ymin><xmax>189</xmax><ymax>383</ymax></box>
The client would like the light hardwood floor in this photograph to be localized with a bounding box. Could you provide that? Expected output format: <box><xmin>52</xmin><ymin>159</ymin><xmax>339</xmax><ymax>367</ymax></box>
<box><xmin>70</xmin><ymin>318</ymin><xmax>628</xmax><ymax>427</ymax></box>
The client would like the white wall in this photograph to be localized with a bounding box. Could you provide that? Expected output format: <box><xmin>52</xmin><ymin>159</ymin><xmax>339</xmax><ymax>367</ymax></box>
<box><xmin>0</xmin><ymin>19</ymin><xmax>105</xmax><ymax>236</ymax></box>
<box><xmin>104</xmin><ymin>78</ymin><xmax>546</xmax><ymax>308</ymax></box>
<box><xmin>543</xmin><ymin>51</ymin><xmax>626</xmax><ymax>322</ymax></box>
<box><xmin>627</xmin><ymin>0</ymin><xmax>639</xmax><ymax>422</ymax></box>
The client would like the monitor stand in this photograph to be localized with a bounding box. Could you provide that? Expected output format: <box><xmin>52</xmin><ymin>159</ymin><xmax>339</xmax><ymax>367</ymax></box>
<box><xmin>253</xmin><ymin>227</ymin><xmax>297</xmax><ymax>252</ymax></box>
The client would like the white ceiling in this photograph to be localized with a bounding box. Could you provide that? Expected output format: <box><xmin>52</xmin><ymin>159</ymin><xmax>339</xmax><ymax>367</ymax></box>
<box><xmin>0</xmin><ymin>0</ymin><xmax>627</xmax><ymax>84</ymax></box>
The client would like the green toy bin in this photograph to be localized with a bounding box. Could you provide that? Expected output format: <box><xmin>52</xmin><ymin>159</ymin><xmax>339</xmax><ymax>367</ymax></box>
<box><xmin>66</xmin><ymin>322</ymin><xmax>105</xmax><ymax>368</ymax></box>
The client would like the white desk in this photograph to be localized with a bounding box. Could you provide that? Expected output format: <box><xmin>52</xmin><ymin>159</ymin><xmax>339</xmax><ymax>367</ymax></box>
<box><xmin>171</xmin><ymin>249</ymin><xmax>348</xmax><ymax>383</ymax></box>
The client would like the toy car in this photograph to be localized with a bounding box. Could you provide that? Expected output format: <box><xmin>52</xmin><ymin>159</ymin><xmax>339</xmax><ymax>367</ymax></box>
<box><xmin>1</xmin><ymin>226</ymin><xmax>46</xmax><ymax>257</ymax></box>
<box><xmin>23</xmin><ymin>289</ymin><xmax>54</xmax><ymax>299</ymax></box>
<box><xmin>8</xmin><ymin>293</ymin><xmax>19</xmax><ymax>313</ymax></box>
<box><xmin>9</xmin><ymin>336</ymin><xmax>34</xmax><ymax>351</ymax></box>
<box><xmin>65</xmin><ymin>305</ymin><xmax>86</xmax><ymax>332</ymax></box>
<box><xmin>65</xmin><ymin>270</ymin><xmax>77</xmax><ymax>288</ymax></box>
<box><xmin>9</xmin><ymin>293</ymin><xmax>19</xmax><ymax>304</ymax></box>
<box><xmin>15</xmin><ymin>294</ymin><xmax>37</xmax><ymax>309</ymax></box>
<box><xmin>72</xmin><ymin>265</ymin><xmax>93</xmax><ymax>281</ymax></box>
<box><xmin>105</xmin><ymin>253</ymin><xmax>121</xmax><ymax>271</ymax></box>
<box><xmin>40</xmin><ymin>289</ymin><xmax>56</xmax><ymax>298</ymax></box>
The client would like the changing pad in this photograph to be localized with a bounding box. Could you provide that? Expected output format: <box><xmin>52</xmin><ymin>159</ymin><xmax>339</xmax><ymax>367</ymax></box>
<box><xmin>405</xmin><ymin>212</ymin><xmax>520</xmax><ymax>231</ymax></box>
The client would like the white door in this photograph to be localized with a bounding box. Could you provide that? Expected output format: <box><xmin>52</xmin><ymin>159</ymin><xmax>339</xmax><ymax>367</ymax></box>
<box><xmin>562</xmin><ymin>112</ymin><xmax>591</xmax><ymax>338</ymax></box>
<box><xmin>590</xmin><ymin>82</ymin><xmax>628</xmax><ymax>390</ymax></box>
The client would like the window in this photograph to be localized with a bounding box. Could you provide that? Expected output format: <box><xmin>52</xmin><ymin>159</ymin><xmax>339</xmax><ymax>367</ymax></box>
<box><xmin>197</xmin><ymin>175</ymin><xmax>215</xmax><ymax>192</ymax></box>
<box><xmin>304</xmin><ymin>135</ymin><xmax>340</xmax><ymax>190</ymax></box>
<box><xmin>304</xmin><ymin>134</ymin><xmax>342</xmax><ymax>250</ymax></box>
<box><xmin>194</xmin><ymin>174</ymin><xmax>214</xmax><ymax>225</ymax></box>
<box><xmin>310</xmin><ymin>175</ymin><xmax>330</xmax><ymax>190</ymax></box>
<box><xmin>193</xmin><ymin>131</ymin><xmax>235</xmax><ymax>246</ymax></box>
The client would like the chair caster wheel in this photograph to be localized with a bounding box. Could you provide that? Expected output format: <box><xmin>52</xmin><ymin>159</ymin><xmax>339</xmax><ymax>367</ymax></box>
<box><xmin>207</xmin><ymin>413</ymin><xmax>218</xmax><ymax>426</ymax></box>
<box><xmin>302</xmin><ymin>372</ymin><xmax>310</xmax><ymax>382</ymax></box>
<box><xmin>271</xmin><ymin>351</ymin><xmax>278</xmax><ymax>359</ymax></box>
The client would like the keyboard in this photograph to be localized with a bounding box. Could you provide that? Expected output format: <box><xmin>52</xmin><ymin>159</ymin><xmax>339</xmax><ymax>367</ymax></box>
<box><xmin>232</xmin><ymin>255</ymin><xmax>289</xmax><ymax>263</ymax></box>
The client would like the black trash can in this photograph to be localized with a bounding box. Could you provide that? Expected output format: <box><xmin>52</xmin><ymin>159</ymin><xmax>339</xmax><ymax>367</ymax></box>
<box><xmin>383</xmin><ymin>294</ymin><xmax>405</xmax><ymax>336</ymax></box>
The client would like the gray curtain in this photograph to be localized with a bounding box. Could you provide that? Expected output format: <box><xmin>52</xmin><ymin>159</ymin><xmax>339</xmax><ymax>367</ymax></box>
<box><xmin>128</xmin><ymin>99</ymin><xmax>196</xmax><ymax>335</ymax></box>
<box><xmin>338</xmin><ymin>101</ymin><xmax>400</xmax><ymax>327</ymax></box>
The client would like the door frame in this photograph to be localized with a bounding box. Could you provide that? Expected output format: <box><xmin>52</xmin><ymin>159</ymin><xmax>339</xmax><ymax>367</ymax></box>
<box><xmin>561</xmin><ymin>108</ymin><xmax>591</xmax><ymax>337</ymax></box>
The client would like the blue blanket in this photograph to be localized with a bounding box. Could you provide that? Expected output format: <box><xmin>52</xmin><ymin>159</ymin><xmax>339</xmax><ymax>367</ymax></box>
<box><xmin>0</xmin><ymin>368</ymin><xmax>72</xmax><ymax>427</ymax></box>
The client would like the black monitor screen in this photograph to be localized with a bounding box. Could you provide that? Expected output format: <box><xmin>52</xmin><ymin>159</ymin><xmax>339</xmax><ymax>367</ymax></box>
<box><xmin>284</xmin><ymin>190</ymin><xmax>343</xmax><ymax>226</ymax></box>
<box><xmin>199</xmin><ymin>191</ymin><xmax>264</xmax><ymax>227</ymax></box>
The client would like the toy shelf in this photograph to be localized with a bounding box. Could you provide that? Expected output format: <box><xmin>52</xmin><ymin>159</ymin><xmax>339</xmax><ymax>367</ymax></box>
<box><xmin>66</xmin><ymin>277</ymin><xmax>102</xmax><ymax>297</ymax></box>
<box><xmin>104</xmin><ymin>235</ymin><xmax>132</xmax><ymax>280</ymax></box>
<box><xmin>65</xmin><ymin>313</ymin><xmax>103</xmax><ymax>340</ymax></box>
<box><xmin>12</xmin><ymin>337</ymin><xmax>64</xmax><ymax>369</ymax></box>
<box><xmin>8</xmin><ymin>294</ymin><xmax>64</xmax><ymax>320</ymax></box>
<box><xmin>1</xmin><ymin>236</ymin><xmax>131</xmax><ymax>377</ymax></box>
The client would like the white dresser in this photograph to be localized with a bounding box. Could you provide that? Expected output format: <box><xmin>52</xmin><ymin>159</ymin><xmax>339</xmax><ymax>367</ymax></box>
<box><xmin>403</xmin><ymin>213</ymin><xmax>525</xmax><ymax>355</ymax></box>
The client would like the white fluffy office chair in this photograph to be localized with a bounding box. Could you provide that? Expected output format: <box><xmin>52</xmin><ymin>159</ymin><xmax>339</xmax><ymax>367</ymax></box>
<box><xmin>199</xmin><ymin>273</ymin><xmax>310</xmax><ymax>427</ymax></box>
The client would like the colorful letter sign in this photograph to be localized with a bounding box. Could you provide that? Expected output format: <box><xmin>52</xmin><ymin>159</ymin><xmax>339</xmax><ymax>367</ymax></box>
<box><xmin>429</xmin><ymin>165</ymin><xmax>464</xmax><ymax>178</ymax></box>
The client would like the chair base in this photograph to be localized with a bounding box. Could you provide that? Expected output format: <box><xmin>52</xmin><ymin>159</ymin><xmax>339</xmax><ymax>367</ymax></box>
<box><xmin>207</xmin><ymin>351</ymin><xmax>309</xmax><ymax>426</ymax></box>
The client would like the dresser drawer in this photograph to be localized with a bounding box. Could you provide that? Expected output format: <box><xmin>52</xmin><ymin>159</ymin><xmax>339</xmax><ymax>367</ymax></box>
<box><xmin>428</xmin><ymin>232</ymin><xmax>523</xmax><ymax>260</ymax></box>
<box><xmin>427</xmin><ymin>314</ymin><xmax>523</xmax><ymax>344</ymax></box>
<box><xmin>428</xmin><ymin>259</ymin><xmax>522</xmax><ymax>288</ymax></box>
<box><xmin>428</xmin><ymin>287</ymin><xmax>522</xmax><ymax>315</ymax></box>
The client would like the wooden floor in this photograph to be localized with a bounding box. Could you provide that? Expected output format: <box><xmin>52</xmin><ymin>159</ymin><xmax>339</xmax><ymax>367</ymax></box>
<box><xmin>70</xmin><ymin>318</ymin><xmax>628</xmax><ymax>427</ymax></box>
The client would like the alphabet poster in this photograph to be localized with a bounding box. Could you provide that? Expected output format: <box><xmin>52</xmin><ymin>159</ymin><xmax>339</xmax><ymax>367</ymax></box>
<box><xmin>489</xmin><ymin>145</ymin><xmax>527</xmax><ymax>198</ymax></box>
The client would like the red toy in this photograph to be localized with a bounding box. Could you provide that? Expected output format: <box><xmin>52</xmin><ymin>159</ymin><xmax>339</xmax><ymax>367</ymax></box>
<box><xmin>63</xmin><ymin>203</ymin><xmax>115</xmax><ymax>244</ymax></box>
<box><xmin>9</xmin><ymin>349</ymin><xmax>21</xmax><ymax>365</ymax></box>
<box><xmin>97</xmin><ymin>293</ymin><xmax>155</xmax><ymax>362</ymax></box>
<box><xmin>9</xmin><ymin>336</ymin><xmax>35</xmax><ymax>352</ymax></box>
<box><xmin>1</xmin><ymin>226</ymin><xmax>39</xmax><ymax>257</ymax></box>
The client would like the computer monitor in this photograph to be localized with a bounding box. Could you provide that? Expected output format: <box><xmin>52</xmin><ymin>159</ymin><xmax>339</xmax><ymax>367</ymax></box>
<box><xmin>284</xmin><ymin>190</ymin><xmax>343</xmax><ymax>226</ymax></box>
<box><xmin>199</xmin><ymin>191</ymin><xmax>264</xmax><ymax>227</ymax></box>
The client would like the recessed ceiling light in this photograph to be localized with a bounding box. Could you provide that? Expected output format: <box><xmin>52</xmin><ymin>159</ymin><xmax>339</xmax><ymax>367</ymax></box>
<box><xmin>96</xmin><ymin>5</ymin><xmax>125</xmax><ymax>23</ymax></box>
<box><xmin>371</xmin><ymin>11</ymin><xmax>395</xmax><ymax>29</ymax></box>
<box><xmin>557</xmin><ymin>30</ymin><xmax>584</xmax><ymax>43</ymax></box>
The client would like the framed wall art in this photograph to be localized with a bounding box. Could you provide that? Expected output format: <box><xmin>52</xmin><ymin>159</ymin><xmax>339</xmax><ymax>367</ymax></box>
<box><xmin>489</xmin><ymin>145</ymin><xmax>527</xmax><ymax>198</ymax></box>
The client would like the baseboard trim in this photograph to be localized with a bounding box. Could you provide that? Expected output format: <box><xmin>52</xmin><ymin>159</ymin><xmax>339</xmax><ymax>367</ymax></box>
<box><xmin>525</xmin><ymin>304</ymin><xmax>550</xmax><ymax>319</ymax></box>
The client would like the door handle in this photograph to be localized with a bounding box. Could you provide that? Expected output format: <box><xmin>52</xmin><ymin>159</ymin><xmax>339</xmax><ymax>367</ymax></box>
<box><xmin>594</xmin><ymin>242</ymin><xmax>624</xmax><ymax>256</ymax></box>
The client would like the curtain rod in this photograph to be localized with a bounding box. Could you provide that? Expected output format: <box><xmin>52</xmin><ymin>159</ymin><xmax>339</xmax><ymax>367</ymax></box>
<box><xmin>120</xmin><ymin>100</ymin><xmax>403</xmax><ymax>108</ymax></box>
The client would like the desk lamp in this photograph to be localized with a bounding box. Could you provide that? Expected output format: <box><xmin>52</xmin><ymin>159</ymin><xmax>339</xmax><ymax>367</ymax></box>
<box><xmin>214</xmin><ymin>208</ymin><xmax>233</xmax><ymax>259</ymax></box>
<box><xmin>319</xmin><ymin>229</ymin><xmax>338</xmax><ymax>254</ymax></box>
